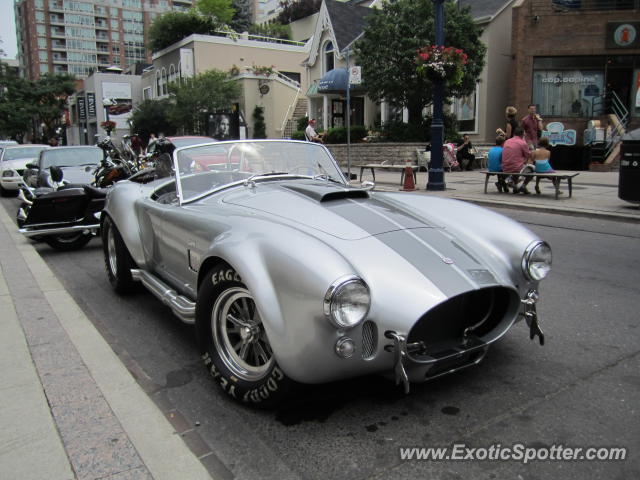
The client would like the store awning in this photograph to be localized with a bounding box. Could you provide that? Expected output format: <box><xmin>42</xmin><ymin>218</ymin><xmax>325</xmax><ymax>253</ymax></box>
<box><xmin>317</xmin><ymin>68</ymin><xmax>363</xmax><ymax>94</ymax></box>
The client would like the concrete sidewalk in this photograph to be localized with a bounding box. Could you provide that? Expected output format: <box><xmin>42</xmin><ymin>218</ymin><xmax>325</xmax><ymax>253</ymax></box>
<box><xmin>359</xmin><ymin>168</ymin><xmax>640</xmax><ymax>222</ymax></box>
<box><xmin>0</xmin><ymin>167</ymin><xmax>636</xmax><ymax>480</ymax></box>
<box><xmin>0</xmin><ymin>204</ymin><xmax>213</xmax><ymax>480</ymax></box>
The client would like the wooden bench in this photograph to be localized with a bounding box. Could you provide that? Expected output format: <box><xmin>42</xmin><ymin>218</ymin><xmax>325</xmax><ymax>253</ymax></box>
<box><xmin>359</xmin><ymin>161</ymin><xmax>419</xmax><ymax>185</ymax></box>
<box><xmin>483</xmin><ymin>172</ymin><xmax>580</xmax><ymax>200</ymax></box>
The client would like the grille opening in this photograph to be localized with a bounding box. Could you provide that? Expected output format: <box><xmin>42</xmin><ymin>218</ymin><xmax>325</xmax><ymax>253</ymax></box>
<box><xmin>408</xmin><ymin>287</ymin><xmax>516</xmax><ymax>357</ymax></box>
<box><xmin>361</xmin><ymin>320</ymin><xmax>377</xmax><ymax>359</ymax></box>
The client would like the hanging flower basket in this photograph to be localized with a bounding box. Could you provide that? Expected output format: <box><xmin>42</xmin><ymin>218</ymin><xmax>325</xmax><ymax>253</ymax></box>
<box><xmin>416</xmin><ymin>45</ymin><xmax>468</xmax><ymax>84</ymax></box>
<box><xmin>100</xmin><ymin>120</ymin><xmax>116</xmax><ymax>131</ymax></box>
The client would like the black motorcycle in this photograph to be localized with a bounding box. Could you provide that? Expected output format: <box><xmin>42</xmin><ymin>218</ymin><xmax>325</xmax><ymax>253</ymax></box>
<box><xmin>17</xmin><ymin>137</ymin><xmax>139</xmax><ymax>251</ymax></box>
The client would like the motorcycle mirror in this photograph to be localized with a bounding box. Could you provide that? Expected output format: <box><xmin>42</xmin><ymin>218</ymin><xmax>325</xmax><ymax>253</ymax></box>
<box><xmin>25</xmin><ymin>163</ymin><xmax>39</xmax><ymax>170</ymax></box>
<box><xmin>50</xmin><ymin>165</ymin><xmax>64</xmax><ymax>183</ymax></box>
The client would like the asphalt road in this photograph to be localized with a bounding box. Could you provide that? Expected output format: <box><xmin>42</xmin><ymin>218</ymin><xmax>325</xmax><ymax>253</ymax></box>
<box><xmin>2</xmin><ymin>195</ymin><xmax>639</xmax><ymax>480</ymax></box>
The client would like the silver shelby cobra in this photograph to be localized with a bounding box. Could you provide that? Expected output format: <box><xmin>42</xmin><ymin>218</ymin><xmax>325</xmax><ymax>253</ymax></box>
<box><xmin>102</xmin><ymin>140</ymin><xmax>551</xmax><ymax>407</ymax></box>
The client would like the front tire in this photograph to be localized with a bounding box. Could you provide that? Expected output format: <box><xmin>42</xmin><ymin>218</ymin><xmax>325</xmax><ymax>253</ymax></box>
<box><xmin>44</xmin><ymin>232</ymin><xmax>93</xmax><ymax>251</ymax></box>
<box><xmin>196</xmin><ymin>264</ymin><xmax>293</xmax><ymax>408</ymax></box>
<box><xmin>102</xmin><ymin>215</ymin><xmax>136</xmax><ymax>293</ymax></box>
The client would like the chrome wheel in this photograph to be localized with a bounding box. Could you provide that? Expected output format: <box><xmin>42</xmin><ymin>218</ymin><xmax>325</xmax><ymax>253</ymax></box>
<box><xmin>107</xmin><ymin>226</ymin><xmax>118</xmax><ymax>276</ymax></box>
<box><xmin>211</xmin><ymin>287</ymin><xmax>274</xmax><ymax>382</ymax></box>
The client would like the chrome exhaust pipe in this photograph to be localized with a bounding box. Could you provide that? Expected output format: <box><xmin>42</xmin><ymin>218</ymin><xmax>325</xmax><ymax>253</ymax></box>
<box><xmin>130</xmin><ymin>269</ymin><xmax>195</xmax><ymax>324</ymax></box>
<box><xmin>18</xmin><ymin>223</ymin><xmax>99</xmax><ymax>238</ymax></box>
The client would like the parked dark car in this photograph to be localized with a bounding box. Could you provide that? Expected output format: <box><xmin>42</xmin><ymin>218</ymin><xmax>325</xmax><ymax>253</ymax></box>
<box><xmin>23</xmin><ymin>146</ymin><xmax>104</xmax><ymax>188</ymax></box>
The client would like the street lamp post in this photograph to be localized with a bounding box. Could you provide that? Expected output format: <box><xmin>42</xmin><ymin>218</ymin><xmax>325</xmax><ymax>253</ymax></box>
<box><xmin>427</xmin><ymin>0</ymin><xmax>446</xmax><ymax>191</ymax></box>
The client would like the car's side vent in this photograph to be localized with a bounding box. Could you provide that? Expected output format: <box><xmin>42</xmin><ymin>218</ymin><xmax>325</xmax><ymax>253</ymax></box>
<box><xmin>361</xmin><ymin>320</ymin><xmax>377</xmax><ymax>359</ymax></box>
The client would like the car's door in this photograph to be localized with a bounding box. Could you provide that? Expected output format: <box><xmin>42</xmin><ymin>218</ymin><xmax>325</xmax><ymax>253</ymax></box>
<box><xmin>137</xmin><ymin>180</ymin><xmax>200</xmax><ymax>298</ymax></box>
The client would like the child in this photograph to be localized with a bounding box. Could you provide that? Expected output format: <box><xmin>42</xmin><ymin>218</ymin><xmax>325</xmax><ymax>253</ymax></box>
<box><xmin>532</xmin><ymin>137</ymin><xmax>561</xmax><ymax>194</ymax></box>
<box><xmin>488</xmin><ymin>136</ymin><xmax>507</xmax><ymax>192</ymax></box>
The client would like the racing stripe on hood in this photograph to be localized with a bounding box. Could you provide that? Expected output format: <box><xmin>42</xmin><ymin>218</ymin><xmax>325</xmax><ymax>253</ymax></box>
<box><xmin>327</xmin><ymin>198</ymin><xmax>492</xmax><ymax>297</ymax></box>
<box><xmin>322</xmin><ymin>196</ymin><xmax>437</xmax><ymax>234</ymax></box>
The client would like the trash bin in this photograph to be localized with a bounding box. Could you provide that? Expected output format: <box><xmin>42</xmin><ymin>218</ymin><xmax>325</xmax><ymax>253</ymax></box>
<box><xmin>618</xmin><ymin>128</ymin><xmax>640</xmax><ymax>203</ymax></box>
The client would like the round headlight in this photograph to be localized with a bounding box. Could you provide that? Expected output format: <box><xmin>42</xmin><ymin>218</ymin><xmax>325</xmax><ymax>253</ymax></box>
<box><xmin>522</xmin><ymin>241</ymin><xmax>552</xmax><ymax>281</ymax></box>
<box><xmin>324</xmin><ymin>276</ymin><xmax>370</xmax><ymax>329</ymax></box>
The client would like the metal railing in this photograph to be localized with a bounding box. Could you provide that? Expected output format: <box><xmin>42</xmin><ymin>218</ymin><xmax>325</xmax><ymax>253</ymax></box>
<box><xmin>280</xmin><ymin>89</ymin><xmax>302</xmax><ymax>138</ymax></box>
<box><xmin>212</xmin><ymin>30</ymin><xmax>306</xmax><ymax>47</ymax></box>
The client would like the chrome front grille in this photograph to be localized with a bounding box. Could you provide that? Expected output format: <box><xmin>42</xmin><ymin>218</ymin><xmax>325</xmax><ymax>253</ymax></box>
<box><xmin>361</xmin><ymin>320</ymin><xmax>377</xmax><ymax>359</ymax></box>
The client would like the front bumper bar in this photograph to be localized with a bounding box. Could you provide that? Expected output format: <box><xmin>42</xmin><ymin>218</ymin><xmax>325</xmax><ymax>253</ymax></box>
<box><xmin>19</xmin><ymin>223</ymin><xmax>99</xmax><ymax>238</ymax></box>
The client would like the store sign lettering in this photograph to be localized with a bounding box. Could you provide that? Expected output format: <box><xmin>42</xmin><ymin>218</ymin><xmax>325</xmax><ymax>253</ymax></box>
<box><xmin>542</xmin><ymin>122</ymin><xmax>576</xmax><ymax>146</ymax></box>
<box><xmin>541</xmin><ymin>75</ymin><xmax>596</xmax><ymax>84</ymax></box>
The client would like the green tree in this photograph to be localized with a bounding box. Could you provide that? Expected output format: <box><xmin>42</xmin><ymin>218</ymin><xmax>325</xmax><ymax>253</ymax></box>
<box><xmin>229</xmin><ymin>0</ymin><xmax>252</xmax><ymax>32</ymax></box>
<box><xmin>277</xmin><ymin>0</ymin><xmax>322</xmax><ymax>24</ymax></box>
<box><xmin>252</xmin><ymin>106</ymin><xmax>266</xmax><ymax>139</ymax></box>
<box><xmin>248</xmin><ymin>22</ymin><xmax>292</xmax><ymax>40</ymax></box>
<box><xmin>130</xmin><ymin>99</ymin><xmax>177</xmax><ymax>143</ymax></box>
<box><xmin>195</xmin><ymin>0</ymin><xmax>235</xmax><ymax>25</ymax></box>
<box><xmin>32</xmin><ymin>73</ymin><xmax>76</xmax><ymax>141</ymax></box>
<box><xmin>354</xmin><ymin>0</ymin><xmax>486</xmax><ymax>124</ymax></box>
<box><xmin>167</xmin><ymin>69</ymin><xmax>241</xmax><ymax>135</ymax></box>
<box><xmin>148</xmin><ymin>11</ymin><xmax>215</xmax><ymax>52</ymax></box>
<box><xmin>0</xmin><ymin>61</ymin><xmax>34</xmax><ymax>140</ymax></box>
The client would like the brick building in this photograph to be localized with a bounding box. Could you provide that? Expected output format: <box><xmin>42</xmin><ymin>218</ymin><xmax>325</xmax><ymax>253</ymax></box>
<box><xmin>15</xmin><ymin>0</ymin><xmax>193</xmax><ymax>80</ymax></box>
<box><xmin>510</xmin><ymin>0</ymin><xmax>640</xmax><ymax>145</ymax></box>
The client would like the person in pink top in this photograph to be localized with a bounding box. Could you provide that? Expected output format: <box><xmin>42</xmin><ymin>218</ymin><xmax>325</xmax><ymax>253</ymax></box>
<box><xmin>520</xmin><ymin>104</ymin><xmax>543</xmax><ymax>149</ymax></box>
<box><xmin>502</xmin><ymin>126</ymin><xmax>534</xmax><ymax>194</ymax></box>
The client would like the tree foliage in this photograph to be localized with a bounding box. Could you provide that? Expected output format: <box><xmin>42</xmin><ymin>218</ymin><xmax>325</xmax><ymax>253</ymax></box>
<box><xmin>32</xmin><ymin>73</ymin><xmax>76</xmax><ymax>139</ymax></box>
<box><xmin>195</xmin><ymin>0</ymin><xmax>235</xmax><ymax>24</ymax></box>
<box><xmin>252</xmin><ymin>106</ymin><xmax>266</xmax><ymax>139</ymax></box>
<box><xmin>0</xmin><ymin>63</ymin><xmax>74</xmax><ymax>141</ymax></box>
<box><xmin>147</xmin><ymin>11</ymin><xmax>216</xmax><ymax>52</ymax></box>
<box><xmin>229</xmin><ymin>0</ymin><xmax>252</xmax><ymax>32</ymax></box>
<box><xmin>248</xmin><ymin>22</ymin><xmax>292</xmax><ymax>40</ymax></box>
<box><xmin>277</xmin><ymin>0</ymin><xmax>322</xmax><ymax>24</ymax></box>
<box><xmin>129</xmin><ymin>99</ymin><xmax>177</xmax><ymax>143</ymax></box>
<box><xmin>167</xmin><ymin>69</ymin><xmax>241</xmax><ymax>135</ymax></box>
<box><xmin>354</xmin><ymin>0</ymin><xmax>486</xmax><ymax>124</ymax></box>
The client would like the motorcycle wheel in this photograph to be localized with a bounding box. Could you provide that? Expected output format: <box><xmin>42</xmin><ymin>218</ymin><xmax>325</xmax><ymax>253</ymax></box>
<box><xmin>102</xmin><ymin>215</ymin><xmax>136</xmax><ymax>294</ymax></box>
<box><xmin>44</xmin><ymin>232</ymin><xmax>93</xmax><ymax>251</ymax></box>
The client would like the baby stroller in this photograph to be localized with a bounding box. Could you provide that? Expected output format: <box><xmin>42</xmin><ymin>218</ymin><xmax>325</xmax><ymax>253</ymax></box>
<box><xmin>443</xmin><ymin>143</ymin><xmax>460</xmax><ymax>172</ymax></box>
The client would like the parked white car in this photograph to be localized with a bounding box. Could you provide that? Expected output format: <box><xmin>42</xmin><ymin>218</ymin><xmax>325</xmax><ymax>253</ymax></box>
<box><xmin>0</xmin><ymin>145</ymin><xmax>49</xmax><ymax>196</ymax></box>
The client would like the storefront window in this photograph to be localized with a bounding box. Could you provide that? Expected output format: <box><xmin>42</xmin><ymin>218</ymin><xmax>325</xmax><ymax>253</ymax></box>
<box><xmin>533</xmin><ymin>69</ymin><xmax>604</xmax><ymax>117</ymax></box>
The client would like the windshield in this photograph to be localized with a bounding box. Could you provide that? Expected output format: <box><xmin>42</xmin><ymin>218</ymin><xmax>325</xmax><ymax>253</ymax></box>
<box><xmin>3</xmin><ymin>146</ymin><xmax>48</xmax><ymax>161</ymax></box>
<box><xmin>171</xmin><ymin>137</ymin><xmax>214</xmax><ymax>148</ymax></box>
<box><xmin>174</xmin><ymin>140</ymin><xmax>345</xmax><ymax>203</ymax></box>
<box><xmin>41</xmin><ymin>147</ymin><xmax>103</xmax><ymax>169</ymax></box>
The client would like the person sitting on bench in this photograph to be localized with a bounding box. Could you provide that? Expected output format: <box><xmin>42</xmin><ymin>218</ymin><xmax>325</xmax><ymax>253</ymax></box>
<box><xmin>305</xmin><ymin>119</ymin><xmax>324</xmax><ymax>143</ymax></box>
<box><xmin>456</xmin><ymin>134</ymin><xmax>476</xmax><ymax>171</ymax></box>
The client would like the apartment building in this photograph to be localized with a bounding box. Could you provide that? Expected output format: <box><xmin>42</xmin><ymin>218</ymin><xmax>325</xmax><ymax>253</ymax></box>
<box><xmin>14</xmin><ymin>0</ymin><xmax>194</xmax><ymax>80</ymax></box>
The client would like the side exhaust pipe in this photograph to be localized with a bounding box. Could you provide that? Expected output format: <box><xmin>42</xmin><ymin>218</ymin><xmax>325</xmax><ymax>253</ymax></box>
<box><xmin>130</xmin><ymin>269</ymin><xmax>195</xmax><ymax>324</ymax></box>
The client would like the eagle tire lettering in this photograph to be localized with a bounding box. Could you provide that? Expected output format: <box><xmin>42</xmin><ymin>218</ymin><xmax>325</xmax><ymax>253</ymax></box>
<box><xmin>197</xmin><ymin>263</ymin><xmax>294</xmax><ymax>408</ymax></box>
<box><xmin>211</xmin><ymin>269</ymin><xmax>241</xmax><ymax>286</ymax></box>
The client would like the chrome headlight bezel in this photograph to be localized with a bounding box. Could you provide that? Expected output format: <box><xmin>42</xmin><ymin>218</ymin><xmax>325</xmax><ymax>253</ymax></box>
<box><xmin>522</xmin><ymin>241</ymin><xmax>552</xmax><ymax>281</ymax></box>
<box><xmin>323</xmin><ymin>275</ymin><xmax>371</xmax><ymax>329</ymax></box>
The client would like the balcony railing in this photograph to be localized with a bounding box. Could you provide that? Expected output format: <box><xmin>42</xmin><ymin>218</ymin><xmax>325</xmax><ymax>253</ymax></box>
<box><xmin>534</xmin><ymin>0</ymin><xmax>640</xmax><ymax>13</ymax></box>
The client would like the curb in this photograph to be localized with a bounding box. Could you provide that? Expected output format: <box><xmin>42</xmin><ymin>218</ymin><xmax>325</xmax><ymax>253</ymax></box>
<box><xmin>0</xmin><ymin>203</ymin><xmax>214</xmax><ymax>480</ymax></box>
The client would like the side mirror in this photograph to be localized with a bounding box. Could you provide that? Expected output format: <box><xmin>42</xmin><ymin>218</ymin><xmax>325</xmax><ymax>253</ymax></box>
<box><xmin>50</xmin><ymin>165</ymin><xmax>64</xmax><ymax>183</ymax></box>
<box><xmin>25</xmin><ymin>163</ymin><xmax>39</xmax><ymax>170</ymax></box>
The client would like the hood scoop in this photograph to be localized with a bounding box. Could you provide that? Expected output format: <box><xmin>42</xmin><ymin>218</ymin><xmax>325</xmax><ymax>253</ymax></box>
<box><xmin>282</xmin><ymin>183</ymin><xmax>369</xmax><ymax>202</ymax></box>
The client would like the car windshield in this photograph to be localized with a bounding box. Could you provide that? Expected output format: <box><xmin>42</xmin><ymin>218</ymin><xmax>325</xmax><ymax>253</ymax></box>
<box><xmin>171</xmin><ymin>137</ymin><xmax>214</xmax><ymax>148</ymax></box>
<box><xmin>3</xmin><ymin>146</ymin><xmax>48</xmax><ymax>161</ymax></box>
<box><xmin>174</xmin><ymin>140</ymin><xmax>345</xmax><ymax>203</ymax></box>
<box><xmin>41</xmin><ymin>148</ymin><xmax>103</xmax><ymax>169</ymax></box>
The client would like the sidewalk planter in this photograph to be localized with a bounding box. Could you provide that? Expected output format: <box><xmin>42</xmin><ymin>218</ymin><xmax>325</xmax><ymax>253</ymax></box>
<box><xmin>325</xmin><ymin>143</ymin><xmax>427</xmax><ymax>170</ymax></box>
